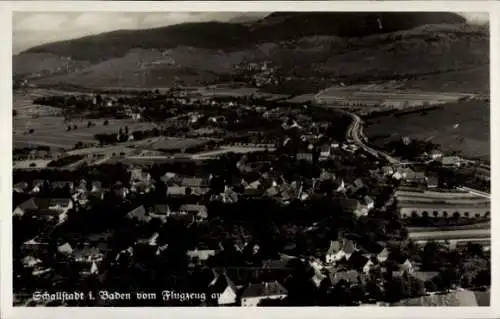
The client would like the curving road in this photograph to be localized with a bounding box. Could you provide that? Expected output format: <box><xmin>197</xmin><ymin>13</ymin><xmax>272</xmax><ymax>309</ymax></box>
<box><xmin>340</xmin><ymin>109</ymin><xmax>400</xmax><ymax>165</ymax></box>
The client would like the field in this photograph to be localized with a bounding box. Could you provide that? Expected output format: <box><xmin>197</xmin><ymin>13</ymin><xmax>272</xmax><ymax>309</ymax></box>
<box><xmin>315</xmin><ymin>84</ymin><xmax>474</xmax><ymax>109</ymax></box>
<box><xmin>191</xmin><ymin>145</ymin><xmax>276</xmax><ymax>159</ymax></box>
<box><xmin>13</xmin><ymin>91</ymin><xmax>159</xmax><ymax>150</ymax></box>
<box><xmin>13</xmin><ymin>159</ymin><xmax>53</xmax><ymax>169</ymax></box>
<box><xmin>364</xmin><ymin>100</ymin><xmax>490</xmax><ymax>161</ymax></box>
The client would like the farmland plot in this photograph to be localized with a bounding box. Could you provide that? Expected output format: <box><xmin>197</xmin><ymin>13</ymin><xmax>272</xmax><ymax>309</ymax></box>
<box><xmin>13</xmin><ymin>91</ymin><xmax>159</xmax><ymax>150</ymax></box>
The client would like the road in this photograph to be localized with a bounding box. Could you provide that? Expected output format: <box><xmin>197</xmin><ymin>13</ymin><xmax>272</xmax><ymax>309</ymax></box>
<box><xmin>340</xmin><ymin>109</ymin><xmax>400</xmax><ymax>165</ymax></box>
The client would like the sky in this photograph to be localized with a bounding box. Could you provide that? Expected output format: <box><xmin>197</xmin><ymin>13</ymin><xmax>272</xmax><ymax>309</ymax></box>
<box><xmin>12</xmin><ymin>12</ymin><xmax>488</xmax><ymax>54</ymax></box>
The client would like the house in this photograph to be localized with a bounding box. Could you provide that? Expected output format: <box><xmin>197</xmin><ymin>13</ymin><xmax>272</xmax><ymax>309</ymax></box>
<box><xmin>73</xmin><ymin>246</ymin><xmax>104</xmax><ymax>263</ymax></box>
<box><xmin>362</xmin><ymin>196</ymin><xmax>375</xmax><ymax>210</ymax></box>
<box><xmin>21</xmin><ymin>255</ymin><xmax>42</xmax><ymax>268</ymax></box>
<box><xmin>72</xmin><ymin>191</ymin><xmax>89</xmax><ymax>206</ymax></box>
<box><xmin>80</xmin><ymin>261</ymin><xmax>100</xmax><ymax>276</ymax></box>
<box><xmin>51</xmin><ymin>181</ymin><xmax>74</xmax><ymax>192</ymax></box>
<box><xmin>377</xmin><ymin>248</ymin><xmax>390</xmax><ymax>263</ymax></box>
<box><xmin>319</xmin><ymin>145</ymin><xmax>332</xmax><ymax>159</ymax></box>
<box><xmin>57</xmin><ymin>242</ymin><xmax>74</xmax><ymax>255</ymax></box>
<box><xmin>126</xmin><ymin>205</ymin><xmax>151</xmax><ymax>223</ymax></box>
<box><xmin>404</xmin><ymin>171</ymin><xmax>427</xmax><ymax>185</ymax></box>
<box><xmin>309</xmin><ymin>258</ymin><xmax>327</xmax><ymax>287</ymax></box>
<box><xmin>160</xmin><ymin>172</ymin><xmax>177</xmax><ymax>184</ymax></box>
<box><xmin>31</xmin><ymin>180</ymin><xmax>45</xmax><ymax>193</ymax></box>
<box><xmin>149</xmin><ymin>204</ymin><xmax>171</xmax><ymax>221</ymax></box>
<box><xmin>129</xmin><ymin>168</ymin><xmax>153</xmax><ymax>193</ymax></box>
<box><xmin>354</xmin><ymin>196</ymin><xmax>375</xmax><ymax>218</ymax></box>
<box><xmin>335</xmin><ymin>179</ymin><xmax>346</xmax><ymax>193</ymax></box>
<box><xmin>75</xmin><ymin>180</ymin><xmax>88</xmax><ymax>194</ymax></box>
<box><xmin>240</xmin><ymin>281</ymin><xmax>288</xmax><ymax>307</ymax></box>
<box><xmin>13</xmin><ymin>182</ymin><xmax>29</xmax><ymax>193</ymax></box>
<box><xmin>392</xmin><ymin>167</ymin><xmax>413</xmax><ymax>180</ymax></box>
<box><xmin>381</xmin><ymin>166</ymin><xmax>394</xmax><ymax>176</ymax></box>
<box><xmin>179</xmin><ymin>204</ymin><xmax>208</xmax><ymax>221</ymax></box>
<box><xmin>13</xmin><ymin>197</ymin><xmax>73</xmax><ymax>224</ymax></box>
<box><xmin>156</xmin><ymin>244</ymin><xmax>169</xmax><ymax>256</ymax></box>
<box><xmin>296</xmin><ymin>152</ymin><xmax>313</xmax><ymax>162</ymax></box>
<box><xmin>319</xmin><ymin>170</ymin><xmax>336</xmax><ymax>182</ymax></box>
<box><xmin>399</xmin><ymin>259</ymin><xmax>415</xmax><ymax>273</ymax></box>
<box><xmin>430</xmin><ymin>150</ymin><xmax>443</xmax><ymax>160</ymax></box>
<box><xmin>325</xmin><ymin>239</ymin><xmax>357</xmax><ymax>264</ymax></box>
<box><xmin>208</xmin><ymin>271</ymin><xmax>239</xmax><ymax>305</ymax></box>
<box><xmin>325</xmin><ymin>240</ymin><xmax>342</xmax><ymax>264</ymax></box>
<box><xmin>441</xmin><ymin>156</ymin><xmax>462</xmax><ymax>167</ymax></box>
<box><xmin>129</xmin><ymin>168</ymin><xmax>151</xmax><ymax>184</ymax></box>
<box><xmin>21</xmin><ymin>238</ymin><xmax>49</xmax><ymax>257</ymax></box>
<box><xmin>186</xmin><ymin>249</ymin><xmax>216</xmax><ymax>262</ymax></box>
<box><xmin>180</xmin><ymin>176</ymin><xmax>210</xmax><ymax>189</ymax></box>
<box><xmin>363</xmin><ymin>258</ymin><xmax>377</xmax><ymax>274</ymax></box>
<box><xmin>91</xmin><ymin>181</ymin><xmax>102</xmax><ymax>192</ymax></box>
<box><xmin>246</xmin><ymin>180</ymin><xmax>261</xmax><ymax>190</ymax></box>
<box><xmin>136</xmin><ymin>232</ymin><xmax>160</xmax><ymax>247</ymax></box>
<box><xmin>166</xmin><ymin>186</ymin><xmax>187</xmax><ymax>196</ymax></box>
<box><xmin>329</xmin><ymin>270</ymin><xmax>365</xmax><ymax>287</ymax></box>
<box><xmin>177</xmin><ymin>176</ymin><xmax>210</xmax><ymax>195</ymax></box>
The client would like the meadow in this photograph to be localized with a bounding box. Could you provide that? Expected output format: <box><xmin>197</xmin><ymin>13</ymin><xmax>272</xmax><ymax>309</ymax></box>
<box><xmin>13</xmin><ymin>91</ymin><xmax>159</xmax><ymax>150</ymax></box>
<box><xmin>364</xmin><ymin>99</ymin><xmax>490</xmax><ymax>162</ymax></box>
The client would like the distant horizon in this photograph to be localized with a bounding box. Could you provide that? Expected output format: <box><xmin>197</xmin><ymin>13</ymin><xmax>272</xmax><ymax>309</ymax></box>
<box><xmin>13</xmin><ymin>12</ymin><xmax>488</xmax><ymax>54</ymax></box>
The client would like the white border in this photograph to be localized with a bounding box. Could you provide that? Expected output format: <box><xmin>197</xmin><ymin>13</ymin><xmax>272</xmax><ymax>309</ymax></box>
<box><xmin>1</xmin><ymin>2</ymin><xmax>498</xmax><ymax>319</ymax></box>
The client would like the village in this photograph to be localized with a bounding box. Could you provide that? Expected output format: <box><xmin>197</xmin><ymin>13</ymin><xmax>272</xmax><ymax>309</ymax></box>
<box><xmin>12</xmin><ymin>88</ymin><xmax>490</xmax><ymax>307</ymax></box>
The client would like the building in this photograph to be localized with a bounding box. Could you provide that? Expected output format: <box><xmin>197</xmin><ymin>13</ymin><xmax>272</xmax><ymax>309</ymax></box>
<box><xmin>240</xmin><ymin>281</ymin><xmax>288</xmax><ymax>306</ymax></box>
<box><xmin>126</xmin><ymin>205</ymin><xmax>151</xmax><ymax>223</ymax></box>
<box><xmin>208</xmin><ymin>271</ymin><xmax>239</xmax><ymax>305</ymax></box>
<box><xmin>179</xmin><ymin>204</ymin><xmax>208</xmax><ymax>221</ymax></box>
<box><xmin>325</xmin><ymin>239</ymin><xmax>358</xmax><ymax>264</ymax></box>
<box><xmin>328</xmin><ymin>270</ymin><xmax>365</xmax><ymax>287</ymax></box>
<box><xmin>13</xmin><ymin>197</ymin><xmax>73</xmax><ymax>224</ymax></box>
<box><xmin>441</xmin><ymin>156</ymin><xmax>462</xmax><ymax>167</ymax></box>
<box><xmin>186</xmin><ymin>249</ymin><xmax>216</xmax><ymax>262</ymax></box>
<box><xmin>395</xmin><ymin>189</ymin><xmax>490</xmax><ymax>220</ymax></box>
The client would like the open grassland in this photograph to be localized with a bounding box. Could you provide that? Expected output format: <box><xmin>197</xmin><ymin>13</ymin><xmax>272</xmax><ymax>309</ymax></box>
<box><xmin>13</xmin><ymin>91</ymin><xmax>159</xmax><ymax>150</ymax></box>
<box><xmin>402</xmin><ymin>66</ymin><xmax>489</xmax><ymax>94</ymax></box>
<box><xmin>316</xmin><ymin>84</ymin><xmax>474</xmax><ymax>108</ymax></box>
<box><xmin>364</xmin><ymin>99</ymin><xmax>490</xmax><ymax>161</ymax></box>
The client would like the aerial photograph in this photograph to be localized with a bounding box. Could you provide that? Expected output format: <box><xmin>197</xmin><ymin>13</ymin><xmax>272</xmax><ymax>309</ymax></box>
<box><xmin>12</xmin><ymin>11</ymin><xmax>490</xmax><ymax>307</ymax></box>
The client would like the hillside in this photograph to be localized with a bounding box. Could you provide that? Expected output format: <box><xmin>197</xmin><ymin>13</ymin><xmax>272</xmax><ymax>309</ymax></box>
<box><xmin>13</xmin><ymin>12</ymin><xmax>488</xmax><ymax>92</ymax></box>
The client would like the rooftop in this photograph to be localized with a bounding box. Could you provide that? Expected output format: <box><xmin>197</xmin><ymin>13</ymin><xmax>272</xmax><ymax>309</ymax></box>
<box><xmin>241</xmin><ymin>281</ymin><xmax>288</xmax><ymax>299</ymax></box>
